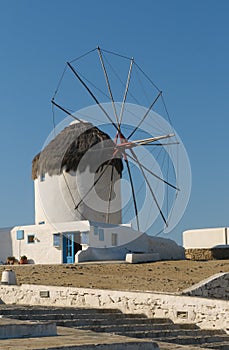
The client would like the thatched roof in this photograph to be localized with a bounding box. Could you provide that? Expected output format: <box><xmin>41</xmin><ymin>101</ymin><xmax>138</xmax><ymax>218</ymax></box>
<box><xmin>32</xmin><ymin>122</ymin><xmax>123</xmax><ymax>180</ymax></box>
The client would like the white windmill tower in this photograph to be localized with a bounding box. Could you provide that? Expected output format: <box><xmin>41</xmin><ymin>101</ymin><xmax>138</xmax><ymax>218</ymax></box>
<box><xmin>32</xmin><ymin>120</ymin><xmax>123</xmax><ymax>225</ymax></box>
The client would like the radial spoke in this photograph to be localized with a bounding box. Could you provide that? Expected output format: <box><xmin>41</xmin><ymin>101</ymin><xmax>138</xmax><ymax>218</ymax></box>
<box><xmin>125</xmin><ymin>159</ymin><xmax>140</xmax><ymax>231</ymax></box>
<box><xmin>143</xmin><ymin>142</ymin><xmax>179</xmax><ymax>146</ymax></box>
<box><xmin>119</xmin><ymin>58</ymin><xmax>134</xmax><ymax>129</ymax></box>
<box><xmin>67</xmin><ymin>62</ymin><xmax>119</xmax><ymax>133</ymax></box>
<box><xmin>116</xmin><ymin>134</ymin><xmax>175</xmax><ymax>150</ymax></box>
<box><xmin>129</xmin><ymin>149</ymin><xmax>168</xmax><ymax>227</ymax></box>
<box><xmin>133</xmin><ymin>134</ymin><xmax>175</xmax><ymax>145</ymax></box>
<box><xmin>106</xmin><ymin>165</ymin><xmax>114</xmax><ymax>223</ymax></box>
<box><xmin>51</xmin><ymin>99</ymin><xmax>81</xmax><ymax>122</ymax></box>
<box><xmin>103</xmin><ymin>54</ymin><xmax>140</xmax><ymax>105</ymax></box>
<box><xmin>128</xmin><ymin>91</ymin><xmax>162</xmax><ymax>139</ymax></box>
<box><xmin>126</xmin><ymin>152</ymin><xmax>179</xmax><ymax>191</ymax></box>
<box><xmin>97</xmin><ymin>47</ymin><xmax>119</xmax><ymax>126</ymax></box>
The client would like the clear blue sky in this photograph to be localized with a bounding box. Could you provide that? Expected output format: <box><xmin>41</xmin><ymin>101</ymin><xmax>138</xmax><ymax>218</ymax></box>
<box><xmin>0</xmin><ymin>0</ymin><xmax>228</xmax><ymax>244</ymax></box>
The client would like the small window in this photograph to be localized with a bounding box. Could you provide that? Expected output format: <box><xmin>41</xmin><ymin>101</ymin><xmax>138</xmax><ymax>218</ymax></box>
<box><xmin>40</xmin><ymin>173</ymin><xmax>45</xmax><ymax>182</ymax></box>
<box><xmin>94</xmin><ymin>226</ymin><xmax>99</xmax><ymax>235</ymax></box>
<box><xmin>16</xmin><ymin>230</ymin><xmax>24</xmax><ymax>240</ymax></box>
<box><xmin>53</xmin><ymin>233</ymin><xmax>61</xmax><ymax>247</ymax></box>
<box><xmin>111</xmin><ymin>233</ymin><xmax>118</xmax><ymax>246</ymax></box>
<box><xmin>27</xmin><ymin>234</ymin><xmax>35</xmax><ymax>244</ymax></box>
<box><xmin>99</xmin><ymin>228</ymin><xmax>104</xmax><ymax>241</ymax></box>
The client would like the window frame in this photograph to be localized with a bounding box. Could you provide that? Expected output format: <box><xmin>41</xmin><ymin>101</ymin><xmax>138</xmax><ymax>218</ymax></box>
<box><xmin>16</xmin><ymin>230</ymin><xmax>24</xmax><ymax>240</ymax></box>
<box><xmin>98</xmin><ymin>228</ymin><xmax>104</xmax><ymax>241</ymax></box>
<box><xmin>53</xmin><ymin>233</ymin><xmax>61</xmax><ymax>247</ymax></box>
<box><xmin>111</xmin><ymin>233</ymin><xmax>118</xmax><ymax>246</ymax></box>
<box><xmin>40</xmin><ymin>173</ymin><xmax>45</xmax><ymax>182</ymax></box>
<box><xmin>27</xmin><ymin>234</ymin><xmax>35</xmax><ymax>244</ymax></box>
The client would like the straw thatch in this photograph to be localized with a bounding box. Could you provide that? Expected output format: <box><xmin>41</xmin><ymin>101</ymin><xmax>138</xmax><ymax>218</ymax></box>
<box><xmin>32</xmin><ymin>122</ymin><xmax>123</xmax><ymax>180</ymax></box>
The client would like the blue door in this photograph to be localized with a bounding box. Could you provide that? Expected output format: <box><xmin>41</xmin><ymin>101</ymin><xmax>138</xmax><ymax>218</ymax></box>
<box><xmin>62</xmin><ymin>233</ymin><xmax>74</xmax><ymax>263</ymax></box>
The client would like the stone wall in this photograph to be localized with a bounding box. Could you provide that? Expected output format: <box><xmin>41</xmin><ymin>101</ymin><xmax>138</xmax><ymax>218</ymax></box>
<box><xmin>182</xmin><ymin>272</ymin><xmax>229</xmax><ymax>300</ymax></box>
<box><xmin>0</xmin><ymin>284</ymin><xmax>228</xmax><ymax>333</ymax></box>
<box><xmin>185</xmin><ymin>248</ymin><xmax>229</xmax><ymax>260</ymax></box>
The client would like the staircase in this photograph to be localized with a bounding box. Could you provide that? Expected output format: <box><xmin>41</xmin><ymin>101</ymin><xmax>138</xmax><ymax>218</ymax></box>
<box><xmin>0</xmin><ymin>305</ymin><xmax>228</xmax><ymax>349</ymax></box>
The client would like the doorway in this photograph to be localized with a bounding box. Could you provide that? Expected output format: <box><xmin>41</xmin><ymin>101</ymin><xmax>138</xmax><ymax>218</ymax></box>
<box><xmin>62</xmin><ymin>232</ymin><xmax>82</xmax><ymax>263</ymax></box>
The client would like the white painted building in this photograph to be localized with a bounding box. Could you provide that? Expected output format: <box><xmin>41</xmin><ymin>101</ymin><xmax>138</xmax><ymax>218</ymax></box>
<box><xmin>0</xmin><ymin>221</ymin><xmax>143</xmax><ymax>264</ymax></box>
<box><xmin>183</xmin><ymin>227</ymin><xmax>229</xmax><ymax>249</ymax></box>
<box><xmin>0</xmin><ymin>221</ymin><xmax>184</xmax><ymax>264</ymax></box>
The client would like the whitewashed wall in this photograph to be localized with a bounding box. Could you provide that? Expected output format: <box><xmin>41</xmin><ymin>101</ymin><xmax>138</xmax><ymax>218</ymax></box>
<box><xmin>10</xmin><ymin>221</ymin><xmax>90</xmax><ymax>264</ymax></box>
<box><xmin>0</xmin><ymin>284</ymin><xmax>228</xmax><ymax>332</ymax></box>
<box><xmin>34</xmin><ymin>168</ymin><xmax>122</xmax><ymax>225</ymax></box>
<box><xmin>6</xmin><ymin>220</ymin><xmax>141</xmax><ymax>264</ymax></box>
<box><xmin>11</xmin><ymin>224</ymin><xmax>62</xmax><ymax>264</ymax></box>
<box><xmin>183</xmin><ymin>227</ymin><xmax>228</xmax><ymax>248</ymax></box>
<box><xmin>0</xmin><ymin>219</ymin><xmax>142</xmax><ymax>264</ymax></box>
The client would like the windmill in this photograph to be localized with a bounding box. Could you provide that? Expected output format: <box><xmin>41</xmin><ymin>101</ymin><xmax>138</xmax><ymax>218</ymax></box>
<box><xmin>35</xmin><ymin>47</ymin><xmax>189</xmax><ymax>236</ymax></box>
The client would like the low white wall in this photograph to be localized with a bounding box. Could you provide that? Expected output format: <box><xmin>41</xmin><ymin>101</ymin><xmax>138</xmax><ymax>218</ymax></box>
<box><xmin>0</xmin><ymin>284</ymin><xmax>228</xmax><ymax>332</ymax></box>
<box><xmin>183</xmin><ymin>272</ymin><xmax>229</xmax><ymax>300</ymax></box>
<box><xmin>183</xmin><ymin>227</ymin><xmax>228</xmax><ymax>249</ymax></box>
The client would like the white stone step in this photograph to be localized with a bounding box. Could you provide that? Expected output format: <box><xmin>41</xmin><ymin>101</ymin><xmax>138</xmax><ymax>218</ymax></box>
<box><xmin>0</xmin><ymin>317</ymin><xmax>56</xmax><ymax>339</ymax></box>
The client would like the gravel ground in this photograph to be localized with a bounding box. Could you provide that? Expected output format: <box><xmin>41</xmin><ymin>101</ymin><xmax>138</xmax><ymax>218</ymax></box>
<box><xmin>0</xmin><ymin>259</ymin><xmax>228</xmax><ymax>293</ymax></box>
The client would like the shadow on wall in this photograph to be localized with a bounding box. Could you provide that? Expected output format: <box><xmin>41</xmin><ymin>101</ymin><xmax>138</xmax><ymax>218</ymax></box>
<box><xmin>0</xmin><ymin>228</ymin><xmax>13</xmax><ymax>264</ymax></box>
<box><xmin>212</xmin><ymin>246</ymin><xmax>229</xmax><ymax>259</ymax></box>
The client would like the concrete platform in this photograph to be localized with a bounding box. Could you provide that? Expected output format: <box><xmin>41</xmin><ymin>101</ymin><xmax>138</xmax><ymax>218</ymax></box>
<box><xmin>0</xmin><ymin>317</ymin><xmax>57</xmax><ymax>339</ymax></box>
<box><xmin>0</xmin><ymin>326</ymin><xmax>160</xmax><ymax>349</ymax></box>
<box><xmin>126</xmin><ymin>253</ymin><xmax>160</xmax><ymax>263</ymax></box>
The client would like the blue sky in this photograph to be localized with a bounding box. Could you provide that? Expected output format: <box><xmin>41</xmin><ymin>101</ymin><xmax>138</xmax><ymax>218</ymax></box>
<box><xmin>0</xmin><ymin>1</ymin><xmax>228</xmax><ymax>244</ymax></box>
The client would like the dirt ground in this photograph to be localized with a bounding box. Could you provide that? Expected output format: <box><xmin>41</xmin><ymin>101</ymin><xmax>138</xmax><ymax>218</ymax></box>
<box><xmin>0</xmin><ymin>259</ymin><xmax>228</xmax><ymax>293</ymax></box>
